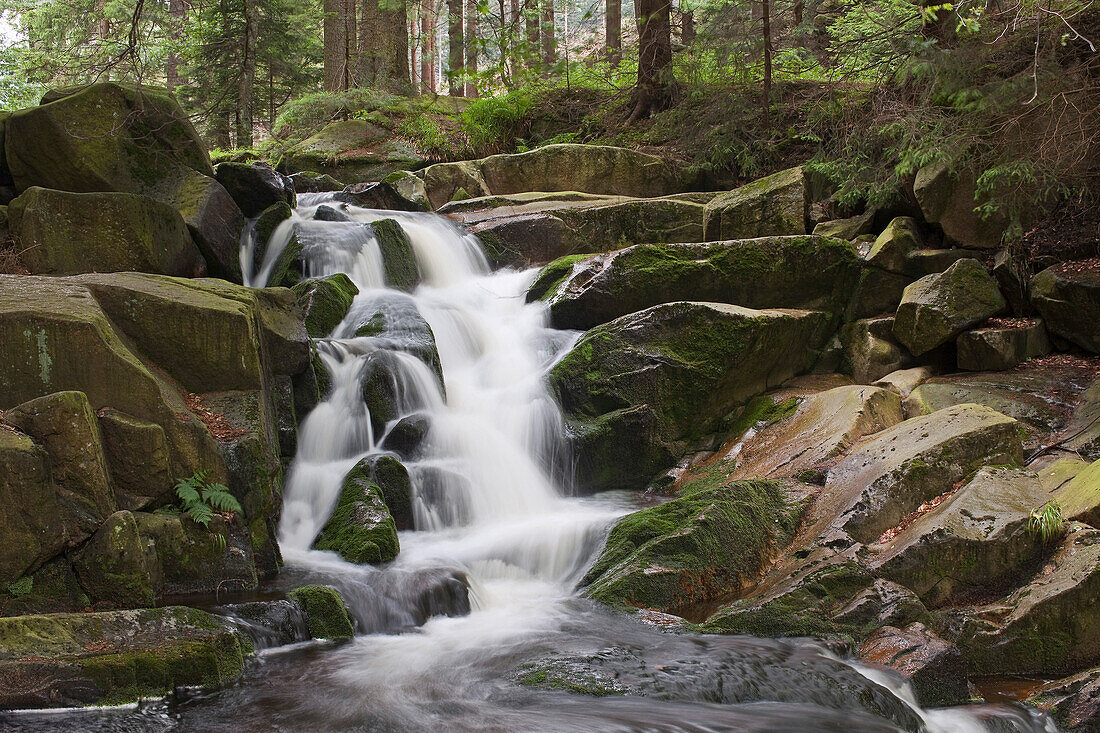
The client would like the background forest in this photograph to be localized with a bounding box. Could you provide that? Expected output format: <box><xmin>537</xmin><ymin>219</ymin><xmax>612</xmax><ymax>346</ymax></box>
<box><xmin>1</xmin><ymin>0</ymin><xmax>1098</xmax><ymax>256</ymax></box>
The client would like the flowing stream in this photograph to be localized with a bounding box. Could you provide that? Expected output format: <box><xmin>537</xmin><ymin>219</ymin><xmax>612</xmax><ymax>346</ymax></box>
<box><xmin>7</xmin><ymin>196</ymin><xmax>1059</xmax><ymax>733</ymax></box>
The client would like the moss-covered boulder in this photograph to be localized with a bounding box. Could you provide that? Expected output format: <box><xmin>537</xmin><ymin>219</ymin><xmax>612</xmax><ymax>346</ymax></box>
<box><xmin>913</xmin><ymin>162</ymin><xmax>1007</xmax><ymax>249</ymax></box>
<box><xmin>956</xmin><ymin>319</ymin><xmax>1051</xmax><ymax>371</ymax></box>
<box><xmin>1052</xmin><ymin>458</ymin><xmax>1100</xmax><ymax>529</ymax></box>
<box><xmin>367</xmin><ymin>454</ymin><xmax>414</xmax><ymax>530</ymax></box>
<box><xmin>248</xmin><ymin>201</ymin><xmax>301</xmax><ymax>288</ymax></box>
<box><xmin>170</xmin><ymin>169</ymin><xmax>247</xmax><ymax>282</ymax></box>
<box><xmin>423</xmin><ymin>160</ymin><xmax>489</xmax><ymax>208</ymax></box>
<box><xmin>702</xmin><ymin>166</ymin><xmax>807</xmax><ymax>241</ymax></box>
<box><xmin>550</xmin><ymin>302</ymin><xmax>831</xmax><ymax>492</ymax></box>
<box><xmin>867</xmin><ymin>466</ymin><xmax>1051</xmax><ymax>607</ymax></box>
<box><xmin>812</xmin><ymin>210</ymin><xmax>875</xmax><ymax>240</ymax></box>
<box><xmin>864</xmin><ymin>217</ymin><xmax>924</xmax><ymax>274</ymax></box>
<box><xmin>281</xmin><ymin>119</ymin><xmax>426</xmax><ymax>183</ymax></box>
<box><xmin>8</xmin><ymin>187</ymin><xmax>205</xmax><ymax>277</ymax></box>
<box><xmin>582</xmin><ymin>477</ymin><xmax>800</xmax><ymax>615</ymax></box>
<box><xmin>845</xmin><ymin>267</ymin><xmax>913</xmax><ymax>322</ymax></box>
<box><xmin>381</xmin><ymin>170</ymin><xmax>429</xmax><ymax>210</ymax></box>
<box><xmin>461</xmin><ymin>195</ymin><xmax>706</xmax><ymax>268</ymax></box>
<box><xmin>0</xmin><ymin>605</ymin><xmax>250</xmax><ymax>708</ymax></box>
<box><xmin>534</xmin><ymin>236</ymin><xmax>861</xmax><ymax>331</ymax></box>
<box><xmin>893</xmin><ymin>258</ymin><xmax>1007</xmax><ymax>356</ymax></box>
<box><xmin>5</xmin><ymin>391</ymin><xmax>117</xmax><ymax>540</ymax></box>
<box><xmin>483</xmin><ymin>144</ymin><xmax>682</xmax><ymax>197</ymax></box>
<box><xmin>288</xmin><ymin>171</ymin><xmax>345</xmax><ymax>193</ymax></box>
<box><xmin>214</xmin><ymin>161</ymin><xmax>295</xmax><ymax>217</ymax></box>
<box><xmin>0</xmin><ymin>557</ymin><xmax>91</xmax><ymax>617</ymax></box>
<box><xmin>730</xmin><ymin>385</ymin><xmax>904</xmax><ymax>480</ymax></box>
<box><xmin>937</xmin><ymin>523</ymin><xmax>1100</xmax><ymax>675</ymax></box>
<box><xmin>839</xmin><ymin>316</ymin><xmax>913</xmax><ymax>384</ymax></box>
<box><xmin>815</xmin><ymin>403</ymin><xmax>1023</xmax><ymax>544</ymax></box>
<box><xmin>0</xmin><ymin>430</ymin><xmax>68</xmax><ymax>585</ymax></box>
<box><xmin>343</xmin><ymin>292</ymin><xmax>443</xmax><ymax>385</ymax></box>
<box><xmin>372</xmin><ymin>218</ymin><xmax>419</xmax><ymax>290</ymax></box>
<box><xmin>96</xmin><ymin>408</ymin><xmax>174</xmax><ymax>511</ymax></box>
<box><xmin>292</xmin><ymin>273</ymin><xmax>359</xmax><ymax>337</ymax></box>
<box><xmin>135</xmin><ymin>512</ymin><xmax>258</xmax><ymax>596</ymax></box>
<box><xmin>312</xmin><ymin>459</ymin><xmax>400</xmax><ymax>564</ymax></box>
<box><xmin>287</xmin><ymin>585</ymin><xmax>355</xmax><ymax>640</ymax></box>
<box><xmin>72</xmin><ymin>510</ymin><xmax>157</xmax><ymax>609</ymax></box>
<box><xmin>4</xmin><ymin>83</ymin><xmax>212</xmax><ymax>196</ymax></box>
<box><xmin>1030</xmin><ymin>261</ymin><xmax>1100</xmax><ymax>353</ymax></box>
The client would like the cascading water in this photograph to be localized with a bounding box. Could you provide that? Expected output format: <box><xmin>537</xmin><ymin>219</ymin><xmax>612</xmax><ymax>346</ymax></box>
<box><xmin>15</xmin><ymin>196</ymin><xmax>1059</xmax><ymax>732</ymax></box>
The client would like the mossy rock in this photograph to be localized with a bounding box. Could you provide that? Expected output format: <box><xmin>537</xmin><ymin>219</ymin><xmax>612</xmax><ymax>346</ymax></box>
<box><xmin>550</xmin><ymin>301</ymin><xmax>831</xmax><ymax>492</ymax></box>
<box><xmin>311</xmin><ymin>459</ymin><xmax>400</xmax><ymax>564</ymax></box>
<box><xmin>0</xmin><ymin>429</ymin><xmax>68</xmax><ymax>585</ymax></box>
<box><xmin>372</xmin><ymin>218</ymin><xmax>419</xmax><ymax>290</ymax></box>
<box><xmin>287</xmin><ymin>585</ymin><xmax>354</xmax><ymax>640</ymax></box>
<box><xmin>893</xmin><ymin>258</ymin><xmax>1007</xmax><ymax>356</ymax></box>
<box><xmin>702</xmin><ymin>166</ymin><xmax>807</xmax><ymax>241</ymax></box>
<box><xmin>381</xmin><ymin>170</ymin><xmax>430</xmax><ymax>210</ymax></box>
<box><xmin>135</xmin><ymin>512</ymin><xmax>258</xmax><ymax>596</ymax></box>
<box><xmin>292</xmin><ymin>273</ymin><xmax>359</xmax><ymax>337</ymax></box>
<box><xmin>169</xmin><ymin>170</ymin><xmax>246</xmax><ymax>282</ymax></box>
<box><xmin>4</xmin><ymin>82</ymin><xmax>212</xmax><ymax>197</ymax></box>
<box><xmin>0</xmin><ymin>605</ymin><xmax>249</xmax><ymax>708</ymax></box>
<box><xmin>96</xmin><ymin>408</ymin><xmax>175</xmax><ymax>511</ymax></box>
<box><xmin>422</xmin><ymin>161</ymin><xmax>488</xmax><ymax>209</ymax></box>
<box><xmin>5</xmin><ymin>391</ymin><xmax>117</xmax><ymax>539</ymax></box>
<box><xmin>812</xmin><ymin>210</ymin><xmax>875</xmax><ymax>240</ymax></box>
<box><xmin>281</xmin><ymin>119</ymin><xmax>427</xmax><ymax>183</ymax></box>
<box><xmin>913</xmin><ymin>162</ymin><xmax>1007</xmax><ymax>250</ymax></box>
<box><xmin>250</xmin><ymin>201</ymin><xmax>301</xmax><ymax>287</ymax></box>
<box><xmin>72</xmin><ymin>510</ymin><xmax>158</xmax><ymax>609</ymax></box>
<box><xmin>214</xmin><ymin>161</ymin><xmax>295</xmax><ymax>217</ymax></box>
<box><xmin>581</xmin><ymin>478</ymin><xmax>800</xmax><ymax>616</ymax></box>
<box><xmin>956</xmin><ymin>320</ymin><xmax>1051</xmax><ymax>371</ymax></box>
<box><xmin>0</xmin><ymin>558</ymin><xmax>90</xmax><ymax>617</ymax></box>
<box><xmin>8</xmin><ymin>187</ymin><xmax>205</xmax><ymax>277</ymax></box>
<box><xmin>535</xmin><ymin>236</ymin><xmax>860</xmax><ymax>331</ymax></box>
<box><xmin>864</xmin><ymin>217</ymin><xmax>924</xmax><ymax>274</ymax></box>
<box><xmin>839</xmin><ymin>316</ymin><xmax>912</xmax><ymax>384</ymax></box>
<box><xmin>1030</xmin><ymin>262</ymin><xmax>1100</xmax><ymax>354</ymax></box>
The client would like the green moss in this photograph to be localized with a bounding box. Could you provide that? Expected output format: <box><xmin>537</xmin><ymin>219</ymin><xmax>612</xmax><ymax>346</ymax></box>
<box><xmin>527</xmin><ymin>254</ymin><xmax>591</xmax><ymax>302</ymax></box>
<box><xmin>311</xmin><ymin>464</ymin><xmax>399</xmax><ymax>564</ymax></box>
<box><xmin>582</xmin><ymin>477</ymin><xmax>800</xmax><ymax>616</ymax></box>
<box><xmin>292</xmin><ymin>273</ymin><xmax>359</xmax><ymax>337</ymax></box>
<box><xmin>372</xmin><ymin>219</ymin><xmax>419</xmax><ymax>291</ymax></box>
<box><xmin>288</xmin><ymin>585</ymin><xmax>355</xmax><ymax>640</ymax></box>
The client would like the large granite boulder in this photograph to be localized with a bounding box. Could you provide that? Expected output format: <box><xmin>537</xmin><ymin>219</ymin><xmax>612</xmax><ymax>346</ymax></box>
<box><xmin>424</xmin><ymin>144</ymin><xmax>682</xmax><ymax>209</ymax></box>
<box><xmin>280</xmin><ymin>119</ymin><xmax>426</xmax><ymax>183</ymax></box>
<box><xmin>839</xmin><ymin>316</ymin><xmax>913</xmax><ymax>383</ymax></box>
<box><xmin>956</xmin><ymin>318</ymin><xmax>1051</xmax><ymax>371</ymax></box>
<box><xmin>864</xmin><ymin>216</ymin><xmax>925</xmax><ymax>274</ymax></box>
<box><xmin>0</xmin><ymin>430</ymin><xmax>68</xmax><ymax>585</ymax></box>
<box><xmin>287</xmin><ymin>585</ymin><xmax>355</xmax><ymax>640</ymax></box>
<box><xmin>913</xmin><ymin>162</ymin><xmax>1007</xmax><ymax>249</ymax></box>
<box><xmin>550</xmin><ymin>302</ymin><xmax>831</xmax><ymax>492</ymax></box>
<box><xmin>1030</xmin><ymin>260</ymin><xmax>1100</xmax><ymax>353</ymax></box>
<box><xmin>8</xmin><ymin>187</ymin><xmax>205</xmax><ymax>277</ymax></box>
<box><xmin>702</xmin><ymin>166</ymin><xmax>807</xmax><ymax>241</ymax></box>
<box><xmin>215</xmin><ymin>161</ymin><xmax>295</xmax><ymax>217</ymax></box>
<box><xmin>292</xmin><ymin>273</ymin><xmax>360</xmax><ymax>337</ymax></box>
<box><xmin>859</xmin><ymin>623</ymin><xmax>969</xmax><ymax>707</ymax></box>
<box><xmin>72</xmin><ymin>510</ymin><xmax>157</xmax><ymax>608</ymax></box>
<box><xmin>0</xmin><ymin>606</ymin><xmax>250</xmax><ymax>708</ymax></box>
<box><xmin>531</xmin><ymin>236</ymin><xmax>861</xmax><ymax>331</ymax></box>
<box><xmin>814</xmin><ymin>403</ymin><xmax>1023</xmax><ymax>544</ymax></box>
<box><xmin>893</xmin><ymin>258</ymin><xmax>1006</xmax><ymax>356</ymax></box>
<box><xmin>938</xmin><ymin>523</ymin><xmax>1100</xmax><ymax>675</ymax></box>
<box><xmin>581</xmin><ymin>477</ymin><xmax>800</xmax><ymax>615</ymax></box>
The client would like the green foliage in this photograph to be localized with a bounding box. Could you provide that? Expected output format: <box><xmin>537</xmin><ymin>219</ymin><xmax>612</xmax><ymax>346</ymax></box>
<box><xmin>1028</xmin><ymin>500</ymin><xmax>1066</xmax><ymax>545</ymax></box>
<box><xmin>5</xmin><ymin>576</ymin><xmax>32</xmax><ymax>598</ymax></box>
<box><xmin>175</xmin><ymin>471</ymin><xmax>242</xmax><ymax>552</ymax></box>
<box><xmin>458</xmin><ymin>89</ymin><xmax>536</xmax><ymax>152</ymax></box>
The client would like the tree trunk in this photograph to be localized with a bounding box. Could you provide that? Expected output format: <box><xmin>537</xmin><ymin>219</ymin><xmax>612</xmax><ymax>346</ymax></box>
<box><xmin>447</xmin><ymin>0</ymin><xmax>464</xmax><ymax>95</ymax></box>
<box><xmin>681</xmin><ymin>8</ymin><xmax>694</xmax><ymax>44</ymax></box>
<box><xmin>359</xmin><ymin>0</ymin><xmax>412</xmax><ymax>92</ymax></box>
<box><xmin>236</xmin><ymin>0</ymin><xmax>259</xmax><ymax>148</ymax></box>
<box><xmin>628</xmin><ymin>0</ymin><xmax>675</xmax><ymax>120</ymax></box>
<box><xmin>211</xmin><ymin>111</ymin><xmax>231</xmax><ymax>150</ymax></box>
<box><xmin>166</xmin><ymin>0</ymin><xmax>189</xmax><ymax>91</ymax></box>
<box><xmin>525</xmin><ymin>0</ymin><xmax>540</xmax><ymax>69</ymax></box>
<box><xmin>540</xmin><ymin>0</ymin><xmax>555</xmax><ymax>70</ymax></box>
<box><xmin>761</xmin><ymin>0</ymin><xmax>772</xmax><ymax>128</ymax></box>
<box><xmin>605</xmin><ymin>0</ymin><xmax>621</xmax><ymax>67</ymax></box>
<box><xmin>464</xmin><ymin>0</ymin><xmax>478</xmax><ymax>95</ymax></box>
<box><xmin>420</xmin><ymin>0</ymin><xmax>436</xmax><ymax>93</ymax></box>
<box><xmin>324</xmin><ymin>0</ymin><xmax>349</xmax><ymax>91</ymax></box>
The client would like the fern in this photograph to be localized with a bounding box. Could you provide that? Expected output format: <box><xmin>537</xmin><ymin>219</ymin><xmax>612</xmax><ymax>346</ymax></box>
<box><xmin>202</xmin><ymin>484</ymin><xmax>243</xmax><ymax>514</ymax></box>
<box><xmin>1028</xmin><ymin>501</ymin><xmax>1065</xmax><ymax>545</ymax></box>
<box><xmin>174</xmin><ymin>472</ymin><xmax>240</xmax><ymax>532</ymax></box>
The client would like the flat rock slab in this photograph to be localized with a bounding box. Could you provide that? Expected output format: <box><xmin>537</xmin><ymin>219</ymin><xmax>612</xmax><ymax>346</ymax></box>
<box><xmin>0</xmin><ymin>606</ymin><xmax>249</xmax><ymax>708</ymax></box>
<box><xmin>938</xmin><ymin>523</ymin><xmax>1100</xmax><ymax>676</ymax></box>
<box><xmin>730</xmin><ymin>384</ymin><xmax>903</xmax><ymax>481</ymax></box>
<box><xmin>815</xmin><ymin>403</ymin><xmax>1022</xmax><ymax>544</ymax></box>
<box><xmin>868</xmin><ymin>466</ymin><xmax>1051</xmax><ymax>607</ymax></box>
<box><xmin>532</xmin><ymin>236</ymin><xmax>861</xmax><ymax>331</ymax></box>
<box><xmin>1030</xmin><ymin>259</ymin><xmax>1100</xmax><ymax>353</ymax></box>
<box><xmin>957</xmin><ymin>318</ymin><xmax>1051</xmax><ymax>371</ymax></box>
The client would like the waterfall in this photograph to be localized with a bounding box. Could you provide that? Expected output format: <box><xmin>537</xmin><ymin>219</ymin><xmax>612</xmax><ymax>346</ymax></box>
<box><xmin>251</xmin><ymin>196</ymin><xmax>623</xmax><ymax>620</ymax></box>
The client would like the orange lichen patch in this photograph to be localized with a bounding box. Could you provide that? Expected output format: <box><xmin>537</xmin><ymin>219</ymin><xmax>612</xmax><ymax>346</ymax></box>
<box><xmin>876</xmin><ymin>482</ymin><xmax>964</xmax><ymax>544</ymax></box>
<box><xmin>182</xmin><ymin>392</ymin><xmax>248</xmax><ymax>441</ymax></box>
